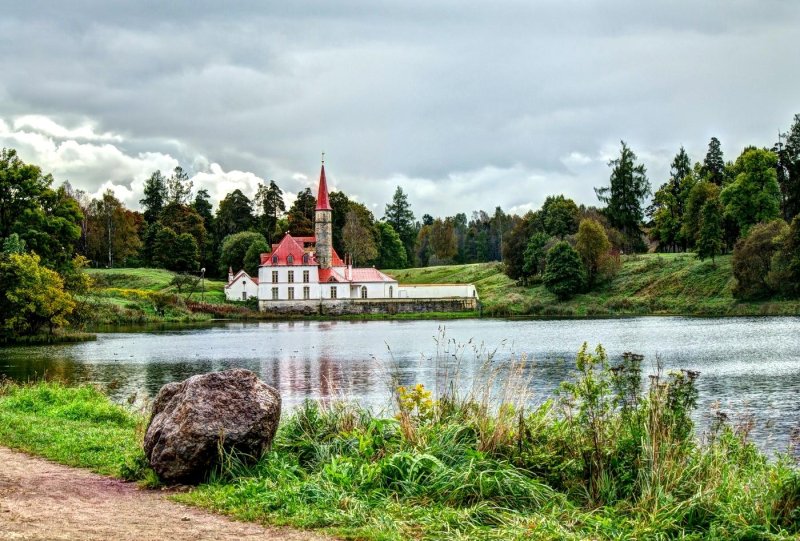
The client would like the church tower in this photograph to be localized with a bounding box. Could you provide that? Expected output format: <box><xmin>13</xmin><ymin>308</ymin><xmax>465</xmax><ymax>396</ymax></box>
<box><xmin>314</xmin><ymin>157</ymin><xmax>333</xmax><ymax>269</ymax></box>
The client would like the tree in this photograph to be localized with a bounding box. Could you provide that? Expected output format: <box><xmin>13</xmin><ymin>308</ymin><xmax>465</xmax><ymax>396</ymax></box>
<box><xmin>243</xmin><ymin>237</ymin><xmax>269</xmax><ymax>276</ymax></box>
<box><xmin>502</xmin><ymin>211</ymin><xmax>542</xmax><ymax>281</ymax></box>
<box><xmin>2</xmin><ymin>233</ymin><xmax>26</xmax><ymax>254</ymax></box>
<box><xmin>216</xmin><ymin>189</ymin><xmax>254</xmax><ymax>239</ymax></box>
<box><xmin>522</xmin><ymin>231</ymin><xmax>550</xmax><ymax>279</ymax></box>
<box><xmin>731</xmin><ymin>220</ymin><xmax>788</xmax><ymax>299</ymax></box>
<box><xmin>254</xmin><ymin>180</ymin><xmax>285</xmax><ymax>244</ymax></box>
<box><xmin>0</xmin><ymin>252</ymin><xmax>75</xmax><ymax>337</ymax></box>
<box><xmin>287</xmin><ymin>188</ymin><xmax>316</xmax><ymax>237</ymax></box>
<box><xmin>166</xmin><ymin>166</ymin><xmax>192</xmax><ymax>205</ymax></box>
<box><xmin>153</xmin><ymin>227</ymin><xmax>178</xmax><ymax>270</ymax></box>
<box><xmin>429</xmin><ymin>218</ymin><xmax>458</xmax><ymax>262</ymax></box>
<box><xmin>160</xmin><ymin>202</ymin><xmax>207</xmax><ymax>256</ymax></box>
<box><xmin>87</xmin><ymin>190</ymin><xmax>142</xmax><ymax>267</ymax></box>
<box><xmin>696</xmin><ymin>198</ymin><xmax>724</xmax><ymax>262</ymax></box>
<box><xmin>140</xmin><ymin>170</ymin><xmax>168</xmax><ymax>223</ymax></box>
<box><xmin>776</xmin><ymin>114</ymin><xmax>800</xmax><ymax>221</ymax></box>
<box><xmin>543</xmin><ymin>241</ymin><xmax>586</xmax><ymax>300</ymax></box>
<box><xmin>649</xmin><ymin>147</ymin><xmax>694</xmax><ymax>252</ymax></box>
<box><xmin>375</xmin><ymin>222</ymin><xmax>407</xmax><ymax>269</ymax></box>
<box><xmin>720</xmin><ymin>148</ymin><xmax>781</xmax><ymax>237</ymax></box>
<box><xmin>702</xmin><ymin>137</ymin><xmax>725</xmax><ymax>185</ymax></box>
<box><xmin>0</xmin><ymin>148</ymin><xmax>51</xmax><ymax>240</ymax></box>
<box><xmin>343</xmin><ymin>210</ymin><xmax>378</xmax><ymax>266</ymax></box>
<box><xmin>329</xmin><ymin>191</ymin><xmax>351</xmax><ymax>257</ymax></box>
<box><xmin>541</xmin><ymin>195</ymin><xmax>579</xmax><ymax>239</ymax></box>
<box><xmin>171</xmin><ymin>233</ymin><xmax>199</xmax><ymax>272</ymax></box>
<box><xmin>191</xmin><ymin>188</ymin><xmax>215</xmax><ymax>271</ymax></box>
<box><xmin>383</xmin><ymin>187</ymin><xmax>415</xmax><ymax>266</ymax></box>
<box><xmin>219</xmin><ymin>231</ymin><xmax>267</xmax><ymax>275</ymax></box>
<box><xmin>414</xmin><ymin>225</ymin><xmax>432</xmax><ymax>267</ymax></box>
<box><xmin>575</xmin><ymin>218</ymin><xmax>612</xmax><ymax>287</ymax></box>
<box><xmin>682</xmin><ymin>181</ymin><xmax>720</xmax><ymax>249</ymax></box>
<box><xmin>767</xmin><ymin>215</ymin><xmax>800</xmax><ymax>297</ymax></box>
<box><xmin>595</xmin><ymin>141</ymin><xmax>651</xmax><ymax>253</ymax></box>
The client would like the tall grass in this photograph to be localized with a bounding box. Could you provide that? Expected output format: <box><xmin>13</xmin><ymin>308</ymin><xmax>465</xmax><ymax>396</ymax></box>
<box><xmin>180</xmin><ymin>337</ymin><xmax>800</xmax><ymax>540</ymax></box>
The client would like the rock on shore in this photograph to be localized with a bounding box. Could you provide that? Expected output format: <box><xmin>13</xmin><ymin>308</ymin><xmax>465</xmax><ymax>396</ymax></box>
<box><xmin>143</xmin><ymin>368</ymin><xmax>281</xmax><ymax>483</ymax></box>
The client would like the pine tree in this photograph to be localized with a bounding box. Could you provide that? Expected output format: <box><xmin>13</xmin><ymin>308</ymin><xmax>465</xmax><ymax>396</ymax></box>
<box><xmin>140</xmin><ymin>170</ymin><xmax>168</xmax><ymax>224</ymax></box>
<box><xmin>383</xmin><ymin>186</ymin><xmax>415</xmax><ymax>267</ymax></box>
<box><xmin>703</xmin><ymin>137</ymin><xmax>725</xmax><ymax>185</ymax></box>
<box><xmin>167</xmin><ymin>166</ymin><xmax>193</xmax><ymax>205</ymax></box>
<box><xmin>595</xmin><ymin>141</ymin><xmax>651</xmax><ymax>253</ymax></box>
<box><xmin>254</xmin><ymin>180</ymin><xmax>285</xmax><ymax>243</ymax></box>
<box><xmin>697</xmin><ymin>198</ymin><xmax>723</xmax><ymax>262</ymax></box>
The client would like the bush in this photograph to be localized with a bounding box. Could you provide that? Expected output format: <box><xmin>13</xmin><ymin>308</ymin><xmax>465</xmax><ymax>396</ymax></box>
<box><xmin>542</xmin><ymin>241</ymin><xmax>586</xmax><ymax>300</ymax></box>
<box><xmin>732</xmin><ymin>220</ymin><xmax>788</xmax><ymax>299</ymax></box>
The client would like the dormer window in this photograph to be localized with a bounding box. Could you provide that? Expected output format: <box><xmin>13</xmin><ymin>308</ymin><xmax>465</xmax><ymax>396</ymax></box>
<box><xmin>287</xmin><ymin>255</ymin><xmax>294</xmax><ymax>265</ymax></box>
<box><xmin>272</xmin><ymin>255</ymin><xmax>278</xmax><ymax>264</ymax></box>
<box><xmin>303</xmin><ymin>253</ymin><xmax>310</xmax><ymax>264</ymax></box>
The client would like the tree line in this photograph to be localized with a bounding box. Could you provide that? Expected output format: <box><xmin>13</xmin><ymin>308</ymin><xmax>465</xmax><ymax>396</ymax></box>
<box><xmin>2</xmin><ymin>112</ymin><xmax>799</xmax><ymax>339</ymax></box>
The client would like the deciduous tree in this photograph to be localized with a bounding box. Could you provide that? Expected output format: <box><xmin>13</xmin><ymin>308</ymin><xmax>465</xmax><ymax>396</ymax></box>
<box><xmin>575</xmin><ymin>218</ymin><xmax>612</xmax><ymax>286</ymax></box>
<box><xmin>543</xmin><ymin>241</ymin><xmax>586</xmax><ymax>300</ymax></box>
<box><xmin>720</xmin><ymin>148</ymin><xmax>781</xmax><ymax>236</ymax></box>
<box><xmin>697</xmin><ymin>199</ymin><xmax>724</xmax><ymax>262</ymax></box>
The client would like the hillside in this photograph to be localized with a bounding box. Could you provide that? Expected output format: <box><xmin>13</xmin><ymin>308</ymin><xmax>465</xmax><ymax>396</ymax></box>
<box><xmin>81</xmin><ymin>268</ymin><xmax>229</xmax><ymax>325</ymax></box>
<box><xmin>386</xmin><ymin>253</ymin><xmax>800</xmax><ymax>317</ymax></box>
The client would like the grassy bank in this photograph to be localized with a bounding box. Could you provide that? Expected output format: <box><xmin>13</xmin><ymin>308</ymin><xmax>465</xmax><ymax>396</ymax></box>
<box><xmin>81</xmin><ymin>268</ymin><xmax>227</xmax><ymax>326</ymax></box>
<box><xmin>0</xmin><ymin>381</ymin><xmax>150</xmax><ymax>481</ymax></box>
<box><xmin>2</xmin><ymin>345</ymin><xmax>798</xmax><ymax>540</ymax></box>
<box><xmin>386</xmin><ymin>253</ymin><xmax>800</xmax><ymax>317</ymax></box>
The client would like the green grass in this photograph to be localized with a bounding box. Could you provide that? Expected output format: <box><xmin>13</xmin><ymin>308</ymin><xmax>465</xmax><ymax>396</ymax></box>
<box><xmin>386</xmin><ymin>254</ymin><xmax>800</xmax><ymax>317</ymax></box>
<box><xmin>1</xmin><ymin>355</ymin><xmax>798</xmax><ymax>540</ymax></box>
<box><xmin>0</xmin><ymin>381</ymin><xmax>150</xmax><ymax>480</ymax></box>
<box><xmin>80</xmin><ymin>268</ymin><xmax>232</xmax><ymax>326</ymax></box>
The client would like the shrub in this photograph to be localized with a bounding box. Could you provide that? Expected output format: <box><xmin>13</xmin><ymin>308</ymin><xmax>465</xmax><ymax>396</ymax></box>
<box><xmin>732</xmin><ymin>220</ymin><xmax>788</xmax><ymax>299</ymax></box>
<box><xmin>575</xmin><ymin>218</ymin><xmax>613</xmax><ymax>287</ymax></box>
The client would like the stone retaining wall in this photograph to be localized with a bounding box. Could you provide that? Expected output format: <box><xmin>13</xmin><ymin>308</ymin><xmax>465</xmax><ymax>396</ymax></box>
<box><xmin>258</xmin><ymin>298</ymin><xmax>478</xmax><ymax>315</ymax></box>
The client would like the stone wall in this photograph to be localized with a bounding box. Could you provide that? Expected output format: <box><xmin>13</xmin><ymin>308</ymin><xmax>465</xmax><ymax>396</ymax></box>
<box><xmin>314</xmin><ymin>209</ymin><xmax>332</xmax><ymax>269</ymax></box>
<box><xmin>259</xmin><ymin>297</ymin><xmax>478</xmax><ymax>315</ymax></box>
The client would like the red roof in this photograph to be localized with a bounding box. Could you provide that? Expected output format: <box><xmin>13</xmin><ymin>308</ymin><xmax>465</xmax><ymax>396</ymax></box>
<box><xmin>318</xmin><ymin>268</ymin><xmax>347</xmax><ymax>283</ymax></box>
<box><xmin>350</xmin><ymin>268</ymin><xmax>395</xmax><ymax>283</ymax></box>
<box><xmin>315</xmin><ymin>164</ymin><xmax>332</xmax><ymax>211</ymax></box>
<box><xmin>261</xmin><ymin>234</ymin><xmax>316</xmax><ymax>266</ymax></box>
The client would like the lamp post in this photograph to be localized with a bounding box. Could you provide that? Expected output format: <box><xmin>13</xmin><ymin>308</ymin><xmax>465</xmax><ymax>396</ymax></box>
<box><xmin>200</xmin><ymin>267</ymin><xmax>206</xmax><ymax>302</ymax></box>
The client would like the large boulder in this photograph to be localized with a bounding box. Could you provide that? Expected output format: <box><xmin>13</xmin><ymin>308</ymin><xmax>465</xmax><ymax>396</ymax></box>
<box><xmin>143</xmin><ymin>368</ymin><xmax>281</xmax><ymax>483</ymax></box>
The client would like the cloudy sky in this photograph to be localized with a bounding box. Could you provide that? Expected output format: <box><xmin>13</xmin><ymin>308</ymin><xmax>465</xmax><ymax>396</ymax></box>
<box><xmin>1</xmin><ymin>1</ymin><xmax>798</xmax><ymax>218</ymax></box>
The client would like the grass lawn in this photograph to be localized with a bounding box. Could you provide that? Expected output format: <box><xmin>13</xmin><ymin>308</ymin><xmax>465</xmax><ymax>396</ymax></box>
<box><xmin>386</xmin><ymin>253</ymin><xmax>800</xmax><ymax>317</ymax></box>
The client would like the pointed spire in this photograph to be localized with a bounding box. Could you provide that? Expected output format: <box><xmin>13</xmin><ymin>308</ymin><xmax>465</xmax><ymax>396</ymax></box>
<box><xmin>316</xmin><ymin>154</ymin><xmax>332</xmax><ymax>211</ymax></box>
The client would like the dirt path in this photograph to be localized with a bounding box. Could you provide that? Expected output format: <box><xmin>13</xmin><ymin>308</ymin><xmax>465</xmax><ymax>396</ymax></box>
<box><xmin>0</xmin><ymin>447</ymin><xmax>331</xmax><ymax>541</ymax></box>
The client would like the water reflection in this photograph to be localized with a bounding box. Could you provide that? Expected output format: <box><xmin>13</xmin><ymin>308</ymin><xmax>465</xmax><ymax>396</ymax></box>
<box><xmin>1</xmin><ymin>316</ymin><xmax>798</xmax><ymax>455</ymax></box>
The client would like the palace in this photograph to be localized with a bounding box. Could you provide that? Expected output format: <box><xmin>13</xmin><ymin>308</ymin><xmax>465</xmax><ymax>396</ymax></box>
<box><xmin>225</xmin><ymin>161</ymin><xmax>477</xmax><ymax>314</ymax></box>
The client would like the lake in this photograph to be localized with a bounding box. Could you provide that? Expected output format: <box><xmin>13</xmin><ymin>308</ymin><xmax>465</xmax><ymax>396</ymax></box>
<box><xmin>2</xmin><ymin>317</ymin><xmax>799</xmax><ymax>455</ymax></box>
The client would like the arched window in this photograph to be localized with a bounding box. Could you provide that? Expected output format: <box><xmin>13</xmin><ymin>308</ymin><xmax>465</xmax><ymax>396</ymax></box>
<box><xmin>389</xmin><ymin>286</ymin><xmax>393</xmax><ymax>298</ymax></box>
<box><xmin>361</xmin><ymin>286</ymin><xmax>368</xmax><ymax>299</ymax></box>
<box><xmin>272</xmin><ymin>255</ymin><xmax>278</xmax><ymax>264</ymax></box>
<box><xmin>287</xmin><ymin>255</ymin><xmax>294</xmax><ymax>265</ymax></box>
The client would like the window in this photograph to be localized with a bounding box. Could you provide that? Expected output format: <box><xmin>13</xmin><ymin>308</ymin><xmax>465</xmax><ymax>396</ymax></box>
<box><xmin>287</xmin><ymin>270</ymin><xmax>294</xmax><ymax>283</ymax></box>
<box><xmin>303</xmin><ymin>254</ymin><xmax>310</xmax><ymax>264</ymax></box>
<box><xmin>303</xmin><ymin>270</ymin><xmax>309</xmax><ymax>283</ymax></box>
<box><xmin>330</xmin><ymin>286</ymin><xmax>337</xmax><ymax>299</ymax></box>
<box><xmin>271</xmin><ymin>287</ymin><xmax>279</xmax><ymax>300</ymax></box>
<box><xmin>287</xmin><ymin>255</ymin><xmax>294</xmax><ymax>265</ymax></box>
<box><xmin>272</xmin><ymin>255</ymin><xmax>278</xmax><ymax>264</ymax></box>
<box><xmin>272</xmin><ymin>271</ymin><xmax>278</xmax><ymax>283</ymax></box>
<box><xmin>288</xmin><ymin>287</ymin><xmax>295</xmax><ymax>300</ymax></box>
<box><xmin>242</xmin><ymin>292</ymin><xmax>247</xmax><ymax>301</ymax></box>
<box><xmin>389</xmin><ymin>286</ymin><xmax>393</xmax><ymax>298</ymax></box>
<box><xmin>242</xmin><ymin>279</ymin><xmax>246</xmax><ymax>285</ymax></box>
<box><xmin>303</xmin><ymin>286</ymin><xmax>310</xmax><ymax>299</ymax></box>
<box><xmin>361</xmin><ymin>287</ymin><xmax>368</xmax><ymax>299</ymax></box>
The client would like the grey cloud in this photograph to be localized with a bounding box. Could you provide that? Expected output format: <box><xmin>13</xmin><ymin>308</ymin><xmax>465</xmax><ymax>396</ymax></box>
<box><xmin>0</xmin><ymin>1</ymin><xmax>798</xmax><ymax>218</ymax></box>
